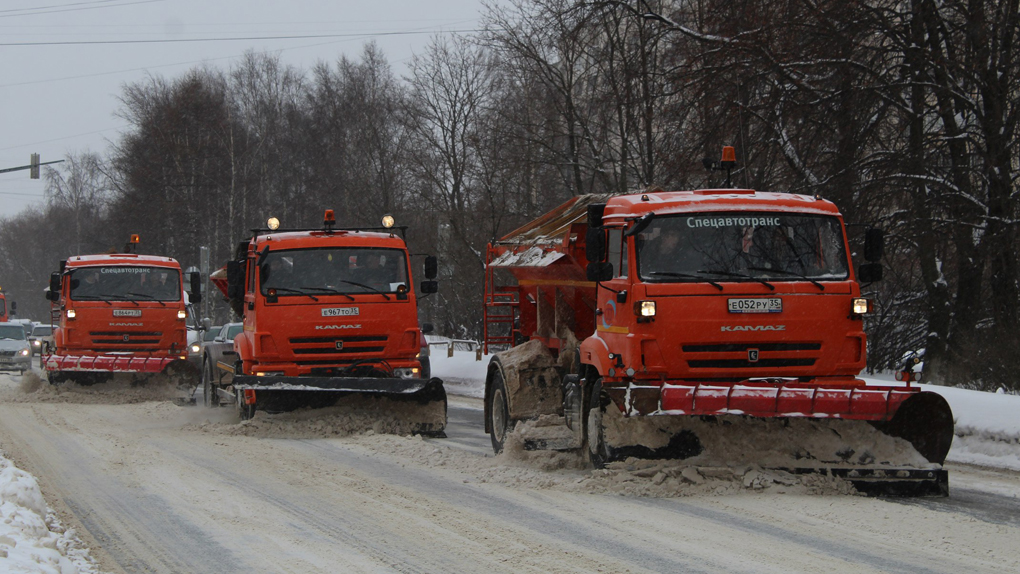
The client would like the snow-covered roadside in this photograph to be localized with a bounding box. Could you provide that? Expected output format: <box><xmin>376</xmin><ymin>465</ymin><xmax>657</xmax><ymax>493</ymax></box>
<box><xmin>867</xmin><ymin>377</ymin><xmax>1020</xmax><ymax>471</ymax></box>
<box><xmin>0</xmin><ymin>416</ymin><xmax>103</xmax><ymax>574</ymax></box>
<box><xmin>431</xmin><ymin>348</ymin><xmax>1020</xmax><ymax>472</ymax></box>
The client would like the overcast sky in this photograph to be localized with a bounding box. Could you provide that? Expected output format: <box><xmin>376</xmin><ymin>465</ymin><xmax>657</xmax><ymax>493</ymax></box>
<box><xmin>0</xmin><ymin>0</ymin><xmax>492</xmax><ymax>218</ymax></box>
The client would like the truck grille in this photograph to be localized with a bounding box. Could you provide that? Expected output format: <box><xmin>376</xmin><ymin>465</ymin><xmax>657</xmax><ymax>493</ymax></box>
<box><xmin>288</xmin><ymin>335</ymin><xmax>387</xmax><ymax>356</ymax></box>
<box><xmin>89</xmin><ymin>331</ymin><xmax>163</xmax><ymax>350</ymax></box>
<box><xmin>682</xmin><ymin>342</ymin><xmax>820</xmax><ymax>370</ymax></box>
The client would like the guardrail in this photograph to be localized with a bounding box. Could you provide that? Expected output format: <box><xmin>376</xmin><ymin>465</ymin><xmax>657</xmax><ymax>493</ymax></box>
<box><xmin>427</xmin><ymin>339</ymin><xmax>483</xmax><ymax>360</ymax></box>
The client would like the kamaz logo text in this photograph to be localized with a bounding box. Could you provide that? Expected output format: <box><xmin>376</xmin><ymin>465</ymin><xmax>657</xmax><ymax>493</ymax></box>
<box><xmin>720</xmin><ymin>325</ymin><xmax>785</xmax><ymax>332</ymax></box>
<box><xmin>109</xmin><ymin>322</ymin><xmax>143</xmax><ymax>326</ymax></box>
<box><xmin>315</xmin><ymin>324</ymin><xmax>361</xmax><ymax>330</ymax></box>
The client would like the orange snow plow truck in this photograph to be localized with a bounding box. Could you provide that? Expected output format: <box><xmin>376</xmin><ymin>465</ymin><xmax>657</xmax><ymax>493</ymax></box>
<box><xmin>206</xmin><ymin>211</ymin><xmax>446</xmax><ymax>436</ymax></box>
<box><xmin>483</xmin><ymin>187</ymin><xmax>954</xmax><ymax>496</ymax></box>
<box><xmin>44</xmin><ymin>236</ymin><xmax>202</xmax><ymax>386</ymax></box>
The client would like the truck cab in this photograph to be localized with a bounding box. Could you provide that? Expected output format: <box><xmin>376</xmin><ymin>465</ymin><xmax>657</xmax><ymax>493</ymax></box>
<box><xmin>584</xmin><ymin>190</ymin><xmax>870</xmax><ymax>405</ymax></box>
<box><xmin>209</xmin><ymin>211</ymin><xmax>446</xmax><ymax>432</ymax></box>
<box><xmin>44</xmin><ymin>243</ymin><xmax>202</xmax><ymax>385</ymax></box>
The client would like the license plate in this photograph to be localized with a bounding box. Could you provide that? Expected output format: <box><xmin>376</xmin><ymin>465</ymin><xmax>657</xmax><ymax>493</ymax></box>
<box><xmin>113</xmin><ymin>309</ymin><xmax>142</xmax><ymax>317</ymax></box>
<box><xmin>0</xmin><ymin>358</ymin><xmax>11</xmax><ymax>363</ymax></box>
<box><xmin>322</xmin><ymin>307</ymin><xmax>359</xmax><ymax>317</ymax></box>
<box><xmin>727</xmin><ymin>298</ymin><xmax>782</xmax><ymax>313</ymax></box>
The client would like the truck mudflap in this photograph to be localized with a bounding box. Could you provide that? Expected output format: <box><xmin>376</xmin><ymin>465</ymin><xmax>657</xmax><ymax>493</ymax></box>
<box><xmin>231</xmin><ymin>375</ymin><xmax>448</xmax><ymax>436</ymax></box>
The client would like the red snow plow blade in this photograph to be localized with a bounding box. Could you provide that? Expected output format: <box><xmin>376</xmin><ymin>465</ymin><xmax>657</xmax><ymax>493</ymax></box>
<box><xmin>44</xmin><ymin>354</ymin><xmax>183</xmax><ymax>373</ymax></box>
<box><xmin>594</xmin><ymin>381</ymin><xmax>954</xmax><ymax>496</ymax></box>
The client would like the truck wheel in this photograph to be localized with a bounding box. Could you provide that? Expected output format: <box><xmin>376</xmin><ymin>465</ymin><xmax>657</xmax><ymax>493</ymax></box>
<box><xmin>586</xmin><ymin>378</ymin><xmax>613</xmax><ymax>469</ymax></box>
<box><xmin>201</xmin><ymin>358</ymin><xmax>217</xmax><ymax>408</ymax></box>
<box><xmin>488</xmin><ymin>368</ymin><xmax>513</xmax><ymax>454</ymax></box>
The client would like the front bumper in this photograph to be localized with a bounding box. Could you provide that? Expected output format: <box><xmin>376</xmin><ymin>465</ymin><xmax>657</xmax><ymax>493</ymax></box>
<box><xmin>0</xmin><ymin>355</ymin><xmax>31</xmax><ymax>371</ymax></box>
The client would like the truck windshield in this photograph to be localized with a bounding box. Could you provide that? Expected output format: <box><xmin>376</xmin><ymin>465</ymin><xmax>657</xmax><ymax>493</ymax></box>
<box><xmin>69</xmin><ymin>266</ymin><xmax>182</xmax><ymax>302</ymax></box>
<box><xmin>259</xmin><ymin>248</ymin><xmax>409</xmax><ymax>296</ymax></box>
<box><xmin>636</xmin><ymin>213</ymin><xmax>850</xmax><ymax>282</ymax></box>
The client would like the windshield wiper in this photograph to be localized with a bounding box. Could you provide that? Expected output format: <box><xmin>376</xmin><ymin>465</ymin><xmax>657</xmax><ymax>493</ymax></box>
<box><xmin>72</xmin><ymin>295</ymin><xmax>113</xmax><ymax>304</ymax></box>
<box><xmin>649</xmin><ymin>271</ymin><xmax>723</xmax><ymax>291</ymax></box>
<box><xmin>335</xmin><ymin>280</ymin><xmax>391</xmax><ymax>300</ymax></box>
<box><xmin>295</xmin><ymin>286</ymin><xmax>355</xmax><ymax>302</ymax></box>
<box><xmin>270</xmin><ymin>287</ymin><xmax>320</xmax><ymax>302</ymax></box>
<box><xmin>126</xmin><ymin>293</ymin><xmax>168</xmax><ymax>305</ymax></box>
<box><xmin>747</xmin><ymin>267</ymin><xmax>825</xmax><ymax>291</ymax></box>
<box><xmin>698</xmin><ymin>269</ymin><xmax>775</xmax><ymax>291</ymax></box>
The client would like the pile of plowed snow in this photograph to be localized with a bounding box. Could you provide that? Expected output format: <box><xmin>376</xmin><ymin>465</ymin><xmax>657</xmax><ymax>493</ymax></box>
<box><xmin>3</xmin><ymin>371</ymin><xmax>191</xmax><ymax>405</ymax></box>
<box><xmin>308</xmin><ymin>426</ymin><xmax>863</xmax><ymax>497</ymax></box>
<box><xmin>0</xmin><ymin>448</ymin><xmax>102</xmax><ymax>574</ymax></box>
<box><xmin>190</xmin><ymin>394</ymin><xmax>447</xmax><ymax>439</ymax></box>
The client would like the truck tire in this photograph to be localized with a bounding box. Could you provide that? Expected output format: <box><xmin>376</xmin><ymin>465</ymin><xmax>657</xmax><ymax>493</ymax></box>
<box><xmin>488</xmin><ymin>368</ymin><xmax>513</xmax><ymax>454</ymax></box>
<box><xmin>586</xmin><ymin>378</ymin><xmax>612</xmax><ymax>469</ymax></box>
<box><xmin>201</xmin><ymin>358</ymin><xmax>217</xmax><ymax>408</ymax></box>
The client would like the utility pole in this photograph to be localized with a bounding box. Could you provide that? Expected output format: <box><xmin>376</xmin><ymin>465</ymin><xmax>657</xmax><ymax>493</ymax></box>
<box><xmin>0</xmin><ymin>154</ymin><xmax>63</xmax><ymax>177</ymax></box>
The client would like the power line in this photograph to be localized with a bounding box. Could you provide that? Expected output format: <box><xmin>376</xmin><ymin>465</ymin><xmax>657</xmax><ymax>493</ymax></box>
<box><xmin>0</xmin><ymin>28</ymin><xmax>481</xmax><ymax>46</ymax></box>
<box><xmin>0</xmin><ymin>0</ymin><xmax>165</xmax><ymax>19</ymax></box>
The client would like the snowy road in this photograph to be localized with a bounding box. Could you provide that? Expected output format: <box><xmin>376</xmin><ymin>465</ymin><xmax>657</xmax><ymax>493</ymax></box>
<box><xmin>0</xmin><ymin>375</ymin><xmax>1018</xmax><ymax>573</ymax></box>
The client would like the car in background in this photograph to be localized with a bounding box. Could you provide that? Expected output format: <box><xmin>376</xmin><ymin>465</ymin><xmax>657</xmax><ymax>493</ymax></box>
<box><xmin>0</xmin><ymin>322</ymin><xmax>33</xmax><ymax>374</ymax></box>
<box><xmin>28</xmin><ymin>324</ymin><xmax>54</xmax><ymax>358</ymax></box>
<box><xmin>199</xmin><ymin>322</ymin><xmax>242</xmax><ymax>406</ymax></box>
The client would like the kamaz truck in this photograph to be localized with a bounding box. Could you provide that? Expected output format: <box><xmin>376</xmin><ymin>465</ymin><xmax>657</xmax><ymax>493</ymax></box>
<box><xmin>206</xmin><ymin>211</ymin><xmax>446</xmax><ymax>435</ymax></box>
<box><xmin>44</xmin><ymin>236</ymin><xmax>202</xmax><ymax>385</ymax></box>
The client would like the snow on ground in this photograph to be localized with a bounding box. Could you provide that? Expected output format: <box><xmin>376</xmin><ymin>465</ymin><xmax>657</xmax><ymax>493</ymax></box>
<box><xmin>0</xmin><ymin>446</ymin><xmax>102</xmax><ymax>574</ymax></box>
<box><xmin>2</xmin><ymin>347</ymin><xmax>1019</xmax><ymax>573</ymax></box>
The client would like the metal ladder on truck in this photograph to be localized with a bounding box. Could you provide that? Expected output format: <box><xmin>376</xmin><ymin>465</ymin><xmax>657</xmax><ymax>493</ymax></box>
<box><xmin>482</xmin><ymin>244</ymin><xmax>521</xmax><ymax>355</ymax></box>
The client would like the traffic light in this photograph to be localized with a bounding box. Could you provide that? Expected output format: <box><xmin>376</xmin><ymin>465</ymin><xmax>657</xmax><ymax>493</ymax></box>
<box><xmin>30</xmin><ymin>153</ymin><xmax>40</xmax><ymax>179</ymax></box>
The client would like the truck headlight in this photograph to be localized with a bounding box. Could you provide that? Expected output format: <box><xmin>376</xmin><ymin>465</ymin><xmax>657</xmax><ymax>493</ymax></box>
<box><xmin>393</xmin><ymin>367</ymin><xmax>419</xmax><ymax>379</ymax></box>
<box><xmin>66</xmin><ymin>309</ymin><xmax>76</xmax><ymax>319</ymax></box>
<box><xmin>637</xmin><ymin>300</ymin><xmax>656</xmax><ymax>317</ymax></box>
<box><xmin>852</xmin><ymin>298</ymin><xmax>871</xmax><ymax>315</ymax></box>
<box><xmin>177</xmin><ymin>310</ymin><xmax>187</xmax><ymax>320</ymax></box>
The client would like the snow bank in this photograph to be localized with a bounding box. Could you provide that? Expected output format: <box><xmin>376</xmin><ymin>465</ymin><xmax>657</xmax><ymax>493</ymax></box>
<box><xmin>428</xmin><ymin>344</ymin><xmax>489</xmax><ymax>399</ymax></box>
<box><xmin>863</xmin><ymin>375</ymin><xmax>1020</xmax><ymax>471</ymax></box>
<box><xmin>0</xmin><ymin>447</ymin><xmax>101</xmax><ymax>574</ymax></box>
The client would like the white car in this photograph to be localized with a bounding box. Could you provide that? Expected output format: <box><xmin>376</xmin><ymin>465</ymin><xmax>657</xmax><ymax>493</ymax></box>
<box><xmin>0</xmin><ymin>322</ymin><xmax>33</xmax><ymax>373</ymax></box>
<box><xmin>28</xmin><ymin>324</ymin><xmax>54</xmax><ymax>357</ymax></box>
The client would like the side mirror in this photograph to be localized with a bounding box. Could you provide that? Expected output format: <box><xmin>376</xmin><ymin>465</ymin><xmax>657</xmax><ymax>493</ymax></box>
<box><xmin>421</xmin><ymin>322</ymin><xmax>434</xmax><ymax>334</ymax></box>
<box><xmin>189</xmin><ymin>271</ymin><xmax>202</xmax><ymax>304</ymax></box>
<box><xmin>587</xmin><ymin>203</ymin><xmax>606</xmax><ymax>228</ymax></box>
<box><xmin>9</xmin><ymin>301</ymin><xmax>15</xmax><ymax>314</ymax></box>
<box><xmin>49</xmin><ymin>272</ymin><xmax>61</xmax><ymax>294</ymax></box>
<box><xmin>424</xmin><ymin>256</ymin><xmax>438</xmax><ymax>280</ymax></box>
<box><xmin>586</xmin><ymin>262</ymin><xmax>614</xmax><ymax>282</ymax></box>
<box><xmin>420</xmin><ymin>280</ymin><xmax>439</xmax><ymax>294</ymax></box>
<box><xmin>864</xmin><ymin>228</ymin><xmax>884</xmax><ymax>262</ymax></box>
<box><xmin>226</xmin><ymin>261</ymin><xmax>244</xmax><ymax>300</ymax></box>
<box><xmin>202</xmin><ymin>317</ymin><xmax>212</xmax><ymax>331</ymax></box>
<box><xmin>858</xmin><ymin>263</ymin><xmax>883</xmax><ymax>283</ymax></box>
<box><xmin>585</xmin><ymin>227</ymin><xmax>606</xmax><ymax>262</ymax></box>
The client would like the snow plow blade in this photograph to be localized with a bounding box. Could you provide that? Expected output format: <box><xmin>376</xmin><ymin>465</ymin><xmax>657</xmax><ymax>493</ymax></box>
<box><xmin>587</xmin><ymin>387</ymin><xmax>954</xmax><ymax>497</ymax></box>
<box><xmin>232</xmin><ymin>375</ymin><xmax>448</xmax><ymax>436</ymax></box>
<box><xmin>44</xmin><ymin>355</ymin><xmax>198</xmax><ymax>386</ymax></box>
<box><xmin>44</xmin><ymin>354</ymin><xmax>188</xmax><ymax>374</ymax></box>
